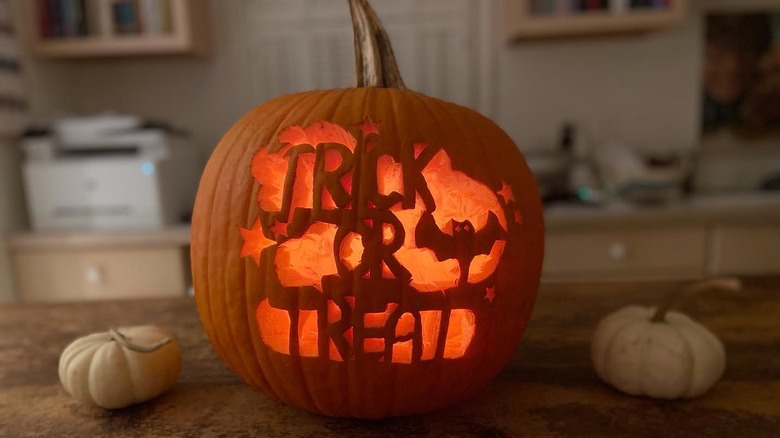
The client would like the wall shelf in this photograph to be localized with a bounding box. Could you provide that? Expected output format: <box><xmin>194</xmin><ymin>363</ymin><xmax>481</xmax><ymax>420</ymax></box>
<box><xmin>501</xmin><ymin>0</ymin><xmax>689</xmax><ymax>41</ymax></box>
<box><xmin>22</xmin><ymin>0</ymin><xmax>210</xmax><ymax>58</ymax></box>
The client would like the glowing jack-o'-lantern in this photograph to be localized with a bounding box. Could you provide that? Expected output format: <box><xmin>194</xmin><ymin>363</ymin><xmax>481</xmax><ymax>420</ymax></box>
<box><xmin>191</xmin><ymin>0</ymin><xmax>543</xmax><ymax>418</ymax></box>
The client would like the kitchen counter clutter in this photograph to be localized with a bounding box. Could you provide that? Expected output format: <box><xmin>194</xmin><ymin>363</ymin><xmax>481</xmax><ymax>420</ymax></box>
<box><xmin>1</xmin><ymin>277</ymin><xmax>778</xmax><ymax>437</ymax></box>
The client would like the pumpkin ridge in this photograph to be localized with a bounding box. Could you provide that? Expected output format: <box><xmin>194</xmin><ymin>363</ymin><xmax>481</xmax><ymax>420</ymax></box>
<box><xmin>291</xmin><ymin>89</ymin><xmax>355</xmax><ymax>416</ymax></box>
<box><xmin>239</xmin><ymin>91</ymin><xmax>323</xmax><ymax>402</ymax></box>
<box><xmin>238</xmin><ymin>91</ymin><xmax>313</xmax><ymax>404</ymax></box>
<box><xmin>59</xmin><ymin>335</ymin><xmax>103</xmax><ymax>388</ymax></box>
<box><xmin>89</xmin><ymin>343</ymin><xmax>130</xmax><ymax>408</ymax></box>
<box><xmin>471</xmin><ymin>116</ymin><xmax>533</xmax><ymax>261</ymax></box>
<box><xmin>415</xmin><ymin>94</ymin><xmax>490</xmax><ymax>404</ymax></box>
<box><xmin>352</xmin><ymin>87</ymin><xmax>391</xmax><ymax>417</ymax></box>
<box><xmin>673</xmin><ymin>314</ymin><xmax>726</xmax><ymax>397</ymax></box>
<box><xmin>384</xmin><ymin>87</ymin><xmax>436</xmax><ymax>416</ymax></box>
<box><xmin>249</xmin><ymin>90</ymin><xmax>347</xmax><ymax>411</ymax></box>
<box><xmin>207</xmin><ymin>112</ymin><xmax>267</xmax><ymax>391</ymax></box>
<box><xmin>403</xmin><ymin>91</ymin><xmax>454</xmax><ymax>412</ymax></box>
<box><xmin>379</xmin><ymin>88</ymin><xmax>402</xmax><ymax>416</ymax></box>
<box><xmin>602</xmin><ymin>317</ymin><xmax>645</xmax><ymax>391</ymax></box>
<box><xmin>592</xmin><ymin>307</ymin><xmax>647</xmax><ymax>387</ymax></box>
<box><xmin>323</xmin><ymin>88</ymin><xmax>367</xmax><ymax>416</ymax></box>
<box><xmin>232</xmin><ymin>119</ymin><xmax>278</xmax><ymax>396</ymax></box>
<box><xmin>343</xmin><ymin>87</ymin><xmax>373</xmax><ymax>417</ymax></box>
<box><xmin>66</xmin><ymin>342</ymin><xmax>101</xmax><ymax>403</ymax></box>
<box><xmin>194</xmin><ymin>109</ymin><xmax>252</xmax><ymax>377</ymax></box>
<box><xmin>442</xmin><ymin>98</ymin><xmax>510</xmax><ymax>402</ymax></box>
<box><xmin>65</xmin><ymin>335</ymin><xmax>108</xmax><ymax>395</ymax></box>
<box><xmin>59</xmin><ymin>336</ymin><xmax>100</xmax><ymax>396</ymax></box>
<box><xmin>672</xmin><ymin>320</ymin><xmax>700</xmax><ymax>398</ymax></box>
<box><xmin>216</xmin><ymin>105</ymin><xmax>288</xmax><ymax>392</ymax></box>
<box><xmin>323</xmin><ymin>89</ymin><xmax>374</xmax><ymax>416</ymax></box>
<box><xmin>645</xmin><ymin>322</ymin><xmax>692</xmax><ymax>398</ymax></box>
<box><xmin>301</xmin><ymin>91</ymin><xmax>362</xmax><ymax>415</ymax></box>
<box><xmin>116</xmin><ymin>336</ymin><xmax>144</xmax><ymax>404</ymax></box>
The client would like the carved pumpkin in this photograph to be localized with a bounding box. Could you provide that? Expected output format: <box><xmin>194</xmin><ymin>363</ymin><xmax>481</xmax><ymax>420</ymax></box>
<box><xmin>191</xmin><ymin>0</ymin><xmax>543</xmax><ymax>418</ymax></box>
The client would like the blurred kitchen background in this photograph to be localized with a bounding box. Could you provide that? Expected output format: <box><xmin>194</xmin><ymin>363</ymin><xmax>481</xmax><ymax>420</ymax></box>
<box><xmin>1</xmin><ymin>0</ymin><xmax>779</xmax><ymax>303</ymax></box>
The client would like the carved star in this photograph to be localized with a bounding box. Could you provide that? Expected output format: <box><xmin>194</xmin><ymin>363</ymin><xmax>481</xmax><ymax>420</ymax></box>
<box><xmin>485</xmin><ymin>286</ymin><xmax>496</xmax><ymax>303</ymax></box>
<box><xmin>270</xmin><ymin>219</ymin><xmax>289</xmax><ymax>239</ymax></box>
<box><xmin>413</xmin><ymin>142</ymin><xmax>427</xmax><ymax>159</ymax></box>
<box><xmin>498</xmin><ymin>181</ymin><xmax>515</xmax><ymax>205</ymax></box>
<box><xmin>239</xmin><ymin>220</ymin><xmax>275</xmax><ymax>265</ymax></box>
<box><xmin>357</xmin><ymin>117</ymin><xmax>380</xmax><ymax>137</ymax></box>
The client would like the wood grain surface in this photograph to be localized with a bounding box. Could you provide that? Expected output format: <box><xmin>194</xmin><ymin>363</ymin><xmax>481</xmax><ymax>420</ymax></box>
<box><xmin>1</xmin><ymin>277</ymin><xmax>778</xmax><ymax>437</ymax></box>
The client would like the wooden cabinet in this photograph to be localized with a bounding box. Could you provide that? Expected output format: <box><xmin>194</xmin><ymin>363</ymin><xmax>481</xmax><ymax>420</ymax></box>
<box><xmin>543</xmin><ymin>195</ymin><xmax>780</xmax><ymax>282</ymax></box>
<box><xmin>544</xmin><ymin>227</ymin><xmax>706</xmax><ymax>280</ymax></box>
<box><xmin>21</xmin><ymin>0</ymin><xmax>211</xmax><ymax>58</ymax></box>
<box><xmin>501</xmin><ymin>0</ymin><xmax>688</xmax><ymax>41</ymax></box>
<box><xmin>711</xmin><ymin>225</ymin><xmax>780</xmax><ymax>276</ymax></box>
<box><xmin>9</xmin><ymin>226</ymin><xmax>190</xmax><ymax>302</ymax></box>
<box><xmin>14</xmin><ymin>247</ymin><xmax>186</xmax><ymax>301</ymax></box>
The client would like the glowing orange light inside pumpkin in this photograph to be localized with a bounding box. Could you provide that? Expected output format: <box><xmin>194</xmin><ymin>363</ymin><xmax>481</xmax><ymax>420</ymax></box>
<box><xmin>256</xmin><ymin>299</ymin><xmax>475</xmax><ymax>363</ymax></box>
<box><xmin>243</xmin><ymin>120</ymin><xmax>511</xmax><ymax>363</ymax></box>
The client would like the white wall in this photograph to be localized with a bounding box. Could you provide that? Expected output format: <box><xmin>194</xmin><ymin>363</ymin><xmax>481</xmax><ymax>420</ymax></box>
<box><xmin>20</xmin><ymin>2</ymin><xmax>253</xmax><ymax>152</ymax></box>
<box><xmin>493</xmin><ymin>0</ymin><xmax>780</xmax><ymax>154</ymax></box>
<box><xmin>494</xmin><ymin>19</ymin><xmax>701</xmax><ymax>154</ymax></box>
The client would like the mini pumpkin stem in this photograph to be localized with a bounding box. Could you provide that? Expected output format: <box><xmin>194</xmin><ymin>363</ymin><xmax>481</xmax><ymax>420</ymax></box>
<box><xmin>347</xmin><ymin>0</ymin><xmax>406</xmax><ymax>89</ymax></box>
<box><xmin>651</xmin><ymin>278</ymin><xmax>741</xmax><ymax>323</ymax></box>
<box><xmin>109</xmin><ymin>329</ymin><xmax>172</xmax><ymax>353</ymax></box>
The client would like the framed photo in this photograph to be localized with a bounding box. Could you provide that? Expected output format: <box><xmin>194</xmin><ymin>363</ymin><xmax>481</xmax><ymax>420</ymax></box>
<box><xmin>702</xmin><ymin>11</ymin><xmax>780</xmax><ymax>138</ymax></box>
<box><xmin>695</xmin><ymin>10</ymin><xmax>780</xmax><ymax>192</ymax></box>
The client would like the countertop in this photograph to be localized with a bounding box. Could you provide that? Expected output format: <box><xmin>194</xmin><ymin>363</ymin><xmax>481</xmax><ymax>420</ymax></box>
<box><xmin>1</xmin><ymin>278</ymin><xmax>779</xmax><ymax>437</ymax></box>
<box><xmin>7</xmin><ymin>225</ymin><xmax>191</xmax><ymax>251</ymax></box>
<box><xmin>545</xmin><ymin>192</ymin><xmax>780</xmax><ymax>230</ymax></box>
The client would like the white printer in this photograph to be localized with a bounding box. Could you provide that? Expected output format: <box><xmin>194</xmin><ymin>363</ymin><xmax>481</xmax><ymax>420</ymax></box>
<box><xmin>21</xmin><ymin>115</ymin><xmax>201</xmax><ymax>231</ymax></box>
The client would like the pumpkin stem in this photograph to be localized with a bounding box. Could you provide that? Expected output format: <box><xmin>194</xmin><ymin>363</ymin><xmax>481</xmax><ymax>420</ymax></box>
<box><xmin>651</xmin><ymin>278</ymin><xmax>741</xmax><ymax>323</ymax></box>
<box><xmin>347</xmin><ymin>0</ymin><xmax>406</xmax><ymax>89</ymax></box>
<box><xmin>109</xmin><ymin>329</ymin><xmax>172</xmax><ymax>353</ymax></box>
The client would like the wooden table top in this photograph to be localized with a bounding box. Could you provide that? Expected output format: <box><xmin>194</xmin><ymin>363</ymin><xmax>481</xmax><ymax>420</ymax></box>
<box><xmin>2</xmin><ymin>277</ymin><xmax>778</xmax><ymax>437</ymax></box>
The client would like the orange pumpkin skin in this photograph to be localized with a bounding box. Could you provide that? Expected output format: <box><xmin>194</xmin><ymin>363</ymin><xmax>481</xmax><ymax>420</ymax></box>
<box><xmin>191</xmin><ymin>87</ymin><xmax>544</xmax><ymax>418</ymax></box>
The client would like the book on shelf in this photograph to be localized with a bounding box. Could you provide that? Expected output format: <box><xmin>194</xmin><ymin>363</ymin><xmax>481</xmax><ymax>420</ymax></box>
<box><xmin>112</xmin><ymin>0</ymin><xmax>140</xmax><ymax>34</ymax></box>
<box><xmin>630</xmin><ymin>0</ymin><xmax>671</xmax><ymax>9</ymax></box>
<box><xmin>84</xmin><ymin>0</ymin><xmax>113</xmax><ymax>36</ymax></box>
<box><xmin>530</xmin><ymin>0</ymin><xmax>613</xmax><ymax>16</ymax></box>
<box><xmin>37</xmin><ymin>0</ymin><xmax>171</xmax><ymax>40</ymax></box>
<box><xmin>140</xmin><ymin>0</ymin><xmax>171</xmax><ymax>34</ymax></box>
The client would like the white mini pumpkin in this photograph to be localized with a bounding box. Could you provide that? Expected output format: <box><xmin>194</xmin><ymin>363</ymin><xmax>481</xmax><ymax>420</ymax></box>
<box><xmin>59</xmin><ymin>325</ymin><xmax>181</xmax><ymax>409</ymax></box>
<box><xmin>591</xmin><ymin>278</ymin><xmax>740</xmax><ymax>399</ymax></box>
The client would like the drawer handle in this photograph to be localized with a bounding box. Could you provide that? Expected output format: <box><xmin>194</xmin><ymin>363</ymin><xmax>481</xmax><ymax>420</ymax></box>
<box><xmin>609</xmin><ymin>242</ymin><xmax>628</xmax><ymax>262</ymax></box>
<box><xmin>85</xmin><ymin>266</ymin><xmax>104</xmax><ymax>285</ymax></box>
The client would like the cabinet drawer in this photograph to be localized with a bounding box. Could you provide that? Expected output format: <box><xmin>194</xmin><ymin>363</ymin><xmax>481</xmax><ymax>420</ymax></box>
<box><xmin>712</xmin><ymin>225</ymin><xmax>780</xmax><ymax>275</ymax></box>
<box><xmin>544</xmin><ymin>227</ymin><xmax>707</xmax><ymax>280</ymax></box>
<box><xmin>14</xmin><ymin>247</ymin><xmax>187</xmax><ymax>302</ymax></box>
